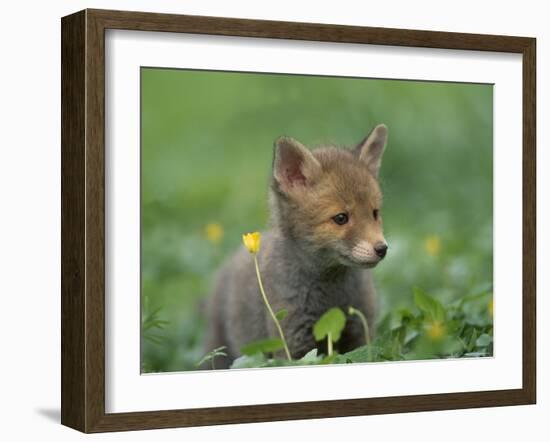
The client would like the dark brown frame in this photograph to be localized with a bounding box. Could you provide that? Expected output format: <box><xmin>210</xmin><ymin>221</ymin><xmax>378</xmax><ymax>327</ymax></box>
<box><xmin>61</xmin><ymin>8</ymin><xmax>536</xmax><ymax>433</ymax></box>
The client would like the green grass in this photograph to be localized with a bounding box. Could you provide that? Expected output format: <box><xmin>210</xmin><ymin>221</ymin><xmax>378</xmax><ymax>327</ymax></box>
<box><xmin>140</xmin><ymin>68</ymin><xmax>493</xmax><ymax>373</ymax></box>
<box><xmin>229</xmin><ymin>286</ymin><xmax>493</xmax><ymax>368</ymax></box>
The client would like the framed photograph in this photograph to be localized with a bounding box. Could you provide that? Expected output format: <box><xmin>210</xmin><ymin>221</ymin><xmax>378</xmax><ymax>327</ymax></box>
<box><xmin>61</xmin><ymin>9</ymin><xmax>536</xmax><ymax>433</ymax></box>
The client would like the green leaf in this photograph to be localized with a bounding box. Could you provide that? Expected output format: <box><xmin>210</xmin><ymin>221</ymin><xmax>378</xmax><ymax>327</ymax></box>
<box><xmin>263</xmin><ymin>358</ymin><xmax>295</xmax><ymax>367</ymax></box>
<box><xmin>275</xmin><ymin>309</ymin><xmax>288</xmax><ymax>321</ymax></box>
<box><xmin>463</xmin><ymin>351</ymin><xmax>488</xmax><ymax>358</ymax></box>
<box><xmin>313</xmin><ymin>307</ymin><xmax>347</xmax><ymax>343</ymax></box>
<box><xmin>300</xmin><ymin>348</ymin><xmax>318</xmax><ymax>361</ymax></box>
<box><xmin>230</xmin><ymin>353</ymin><xmax>267</xmax><ymax>369</ymax></box>
<box><xmin>298</xmin><ymin>349</ymin><xmax>323</xmax><ymax>364</ymax></box>
<box><xmin>337</xmin><ymin>345</ymin><xmax>375</xmax><ymax>363</ymax></box>
<box><xmin>404</xmin><ymin>330</ymin><xmax>420</xmax><ymax>345</ymax></box>
<box><xmin>476</xmin><ymin>333</ymin><xmax>493</xmax><ymax>347</ymax></box>
<box><xmin>240</xmin><ymin>338</ymin><xmax>284</xmax><ymax>356</ymax></box>
<box><xmin>142</xmin><ymin>307</ymin><xmax>170</xmax><ymax>331</ymax></box>
<box><xmin>143</xmin><ymin>334</ymin><xmax>166</xmax><ymax>345</ymax></box>
<box><xmin>229</xmin><ymin>349</ymin><xmax>326</xmax><ymax>369</ymax></box>
<box><xmin>320</xmin><ymin>354</ymin><xmax>338</xmax><ymax>364</ymax></box>
<box><xmin>196</xmin><ymin>346</ymin><xmax>227</xmax><ymax>367</ymax></box>
<box><xmin>467</xmin><ymin>328</ymin><xmax>478</xmax><ymax>352</ymax></box>
<box><xmin>413</xmin><ymin>287</ymin><xmax>446</xmax><ymax>322</ymax></box>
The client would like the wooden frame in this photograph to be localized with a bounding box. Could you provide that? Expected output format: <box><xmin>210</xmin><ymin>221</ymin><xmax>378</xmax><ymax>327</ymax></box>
<box><xmin>61</xmin><ymin>8</ymin><xmax>536</xmax><ymax>433</ymax></box>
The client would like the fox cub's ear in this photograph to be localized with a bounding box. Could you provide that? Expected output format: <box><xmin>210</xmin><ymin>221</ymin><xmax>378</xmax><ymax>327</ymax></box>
<box><xmin>355</xmin><ymin>124</ymin><xmax>388</xmax><ymax>178</ymax></box>
<box><xmin>273</xmin><ymin>136</ymin><xmax>321</xmax><ymax>191</ymax></box>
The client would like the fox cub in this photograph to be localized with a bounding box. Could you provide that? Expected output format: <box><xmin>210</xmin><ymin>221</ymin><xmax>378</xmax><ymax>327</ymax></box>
<box><xmin>203</xmin><ymin>124</ymin><xmax>389</xmax><ymax>368</ymax></box>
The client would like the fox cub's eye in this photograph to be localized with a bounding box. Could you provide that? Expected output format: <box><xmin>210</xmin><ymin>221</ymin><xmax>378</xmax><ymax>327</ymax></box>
<box><xmin>373</xmin><ymin>209</ymin><xmax>380</xmax><ymax>220</ymax></box>
<box><xmin>332</xmin><ymin>213</ymin><xmax>349</xmax><ymax>225</ymax></box>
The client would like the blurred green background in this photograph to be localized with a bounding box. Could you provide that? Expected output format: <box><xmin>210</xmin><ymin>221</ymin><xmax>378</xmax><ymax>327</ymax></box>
<box><xmin>141</xmin><ymin>68</ymin><xmax>493</xmax><ymax>373</ymax></box>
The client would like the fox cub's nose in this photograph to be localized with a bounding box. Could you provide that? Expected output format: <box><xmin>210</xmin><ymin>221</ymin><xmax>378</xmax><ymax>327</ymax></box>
<box><xmin>374</xmin><ymin>243</ymin><xmax>388</xmax><ymax>259</ymax></box>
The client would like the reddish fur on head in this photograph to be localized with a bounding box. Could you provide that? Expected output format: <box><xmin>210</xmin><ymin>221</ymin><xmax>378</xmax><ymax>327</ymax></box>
<box><xmin>270</xmin><ymin>125</ymin><xmax>389</xmax><ymax>268</ymax></box>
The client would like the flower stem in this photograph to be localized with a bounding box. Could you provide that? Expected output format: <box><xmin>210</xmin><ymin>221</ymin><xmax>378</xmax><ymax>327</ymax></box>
<box><xmin>327</xmin><ymin>332</ymin><xmax>333</xmax><ymax>357</ymax></box>
<box><xmin>254</xmin><ymin>256</ymin><xmax>292</xmax><ymax>360</ymax></box>
<box><xmin>349</xmin><ymin>306</ymin><xmax>372</xmax><ymax>362</ymax></box>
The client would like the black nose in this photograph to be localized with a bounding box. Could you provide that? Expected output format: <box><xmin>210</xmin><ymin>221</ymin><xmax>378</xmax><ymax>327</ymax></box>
<box><xmin>374</xmin><ymin>243</ymin><xmax>388</xmax><ymax>259</ymax></box>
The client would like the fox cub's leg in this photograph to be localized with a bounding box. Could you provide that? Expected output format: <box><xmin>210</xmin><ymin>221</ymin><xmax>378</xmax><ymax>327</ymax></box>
<box><xmin>201</xmin><ymin>283</ymin><xmax>232</xmax><ymax>369</ymax></box>
<box><xmin>338</xmin><ymin>316</ymin><xmax>369</xmax><ymax>354</ymax></box>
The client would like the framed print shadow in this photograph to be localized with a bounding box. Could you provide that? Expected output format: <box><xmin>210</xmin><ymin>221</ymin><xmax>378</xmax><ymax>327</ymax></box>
<box><xmin>61</xmin><ymin>9</ymin><xmax>536</xmax><ymax>433</ymax></box>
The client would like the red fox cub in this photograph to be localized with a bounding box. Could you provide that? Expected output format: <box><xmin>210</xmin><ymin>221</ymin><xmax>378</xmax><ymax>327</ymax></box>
<box><xmin>203</xmin><ymin>124</ymin><xmax>389</xmax><ymax>368</ymax></box>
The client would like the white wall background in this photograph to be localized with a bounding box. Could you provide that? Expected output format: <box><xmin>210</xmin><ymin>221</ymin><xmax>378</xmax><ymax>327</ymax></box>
<box><xmin>0</xmin><ymin>0</ymin><xmax>546</xmax><ymax>440</ymax></box>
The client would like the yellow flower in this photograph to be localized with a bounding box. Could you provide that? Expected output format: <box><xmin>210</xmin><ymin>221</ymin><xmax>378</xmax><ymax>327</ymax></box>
<box><xmin>424</xmin><ymin>235</ymin><xmax>441</xmax><ymax>256</ymax></box>
<box><xmin>488</xmin><ymin>298</ymin><xmax>494</xmax><ymax>317</ymax></box>
<box><xmin>426</xmin><ymin>320</ymin><xmax>445</xmax><ymax>341</ymax></box>
<box><xmin>242</xmin><ymin>232</ymin><xmax>261</xmax><ymax>254</ymax></box>
<box><xmin>205</xmin><ymin>222</ymin><xmax>223</xmax><ymax>244</ymax></box>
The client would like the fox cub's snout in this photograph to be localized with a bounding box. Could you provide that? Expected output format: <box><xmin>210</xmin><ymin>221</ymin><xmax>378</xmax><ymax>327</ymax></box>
<box><xmin>270</xmin><ymin>124</ymin><xmax>389</xmax><ymax>269</ymax></box>
<box><xmin>203</xmin><ymin>124</ymin><xmax>389</xmax><ymax>366</ymax></box>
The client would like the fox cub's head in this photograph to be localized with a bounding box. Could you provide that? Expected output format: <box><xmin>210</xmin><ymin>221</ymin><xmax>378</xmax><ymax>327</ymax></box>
<box><xmin>270</xmin><ymin>124</ymin><xmax>389</xmax><ymax>268</ymax></box>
